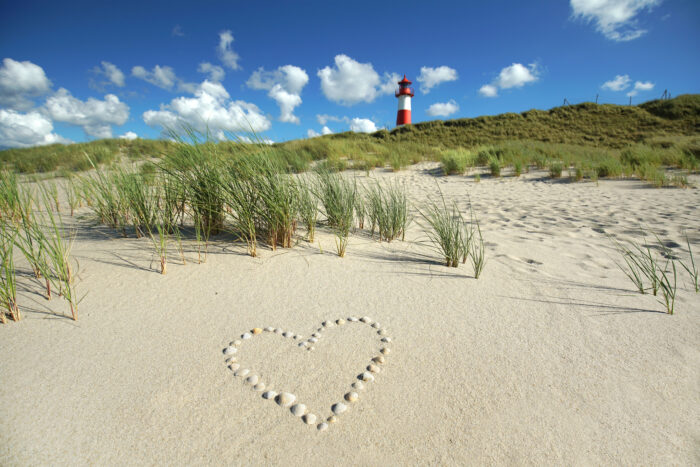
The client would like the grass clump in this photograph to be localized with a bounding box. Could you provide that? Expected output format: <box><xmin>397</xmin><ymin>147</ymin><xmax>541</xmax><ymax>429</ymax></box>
<box><xmin>366</xmin><ymin>181</ymin><xmax>409</xmax><ymax>242</ymax></box>
<box><xmin>549</xmin><ymin>161</ymin><xmax>563</xmax><ymax>178</ymax></box>
<box><xmin>440</xmin><ymin>149</ymin><xmax>472</xmax><ymax>175</ymax></box>
<box><xmin>0</xmin><ymin>224</ymin><xmax>20</xmax><ymax>322</ymax></box>
<box><xmin>421</xmin><ymin>190</ymin><xmax>471</xmax><ymax>268</ymax></box>
<box><xmin>489</xmin><ymin>159</ymin><xmax>501</xmax><ymax>177</ymax></box>
<box><xmin>315</xmin><ymin>171</ymin><xmax>355</xmax><ymax>257</ymax></box>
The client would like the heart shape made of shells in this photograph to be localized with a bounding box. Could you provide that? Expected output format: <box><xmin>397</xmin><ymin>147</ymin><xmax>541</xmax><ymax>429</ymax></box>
<box><xmin>222</xmin><ymin>316</ymin><xmax>392</xmax><ymax>432</ymax></box>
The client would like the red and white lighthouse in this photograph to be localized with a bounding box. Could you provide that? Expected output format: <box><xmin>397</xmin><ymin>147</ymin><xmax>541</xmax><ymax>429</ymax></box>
<box><xmin>395</xmin><ymin>75</ymin><xmax>414</xmax><ymax>126</ymax></box>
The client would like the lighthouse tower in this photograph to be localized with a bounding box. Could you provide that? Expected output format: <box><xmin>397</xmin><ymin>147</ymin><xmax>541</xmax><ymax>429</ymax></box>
<box><xmin>395</xmin><ymin>75</ymin><xmax>414</xmax><ymax>126</ymax></box>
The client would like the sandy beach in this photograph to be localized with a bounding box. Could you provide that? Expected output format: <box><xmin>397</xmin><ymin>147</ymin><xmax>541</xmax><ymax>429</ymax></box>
<box><xmin>1</xmin><ymin>164</ymin><xmax>699</xmax><ymax>465</ymax></box>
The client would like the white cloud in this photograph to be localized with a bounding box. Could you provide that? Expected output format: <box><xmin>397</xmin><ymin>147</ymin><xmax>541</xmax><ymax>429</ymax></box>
<box><xmin>92</xmin><ymin>61</ymin><xmax>125</xmax><ymax>88</ymax></box>
<box><xmin>198</xmin><ymin>62</ymin><xmax>225</xmax><ymax>82</ymax></box>
<box><xmin>318</xmin><ymin>55</ymin><xmax>397</xmax><ymax>105</ymax></box>
<box><xmin>317</xmin><ymin>114</ymin><xmax>348</xmax><ymax>125</ymax></box>
<box><xmin>417</xmin><ymin>66</ymin><xmax>458</xmax><ymax>94</ymax></box>
<box><xmin>601</xmin><ymin>74</ymin><xmax>631</xmax><ymax>91</ymax></box>
<box><xmin>307</xmin><ymin>128</ymin><xmax>320</xmax><ymax>138</ymax></box>
<box><xmin>570</xmin><ymin>0</ymin><xmax>661</xmax><ymax>41</ymax></box>
<box><xmin>131</xmin><ymin>65</ymin><xmax>195</xmax><ymax>93</ymax></box>
<box><xmin>44</xmin><ymin>88</ymin><xmax>129</xmax><ymax>139</ymax></box>
<box><xmin>142</xmin><ymin>80</ymin><xmax>271</xmax><ymax>140</ymax></box>
<box><xmin>479</xmin><ymin>63</ymin><xmax>539</xmax><ymax>98</ymax></box>
<box><xmin>426</xmin><ymin>100</ymin><xmax>459</xmax><ymax>117</ymax></box>
<box><xmin>218</xmin><ymin>30</ymin><xmax>240</xmax><ymax>70</ymax></box>
<box><xmin>119</xmin><ymin>131</ymin><xmax>138</xmax><ymax>140</ymax></box>
<box><xmin>627</xmin><ymin>90</ymin><xmax>638</xmax><ymax>97</ymax></box>
<box><xmin>322</xmin><ymin>125</ymin><xmax>333</xmax><ymax>135</ymax></box>
<box><xmin>479</xmin><ymin>84</ymin><xmax>498</xmax><ymax>98</ymax></box>
<box><xmin>634</xmin><ymin>80</ymin><xmax>654</xmax><ymax>91</ymax></box>
<box><xmin>349</xmin><ymin>118</ymin><xmax>377</xmax><ymax>133</ymax></box>
<box><xmin>247</xmin><ymin>65</ymin><xmax>309</xmax><ymax>123</ymax></box>
<box><xmin>0</xmin><ymin>109</ymin><xmax>70</xmax><ymax>148</ymax></box>
<box><xmin>172</xmin><ymin>25</ymin><xmax>184</xmax><ymax>37</ymax></box>
<box><xmin>0</xmin><ymin>58</ymin><xmax>52</xmax><ymax>110</ymax></box>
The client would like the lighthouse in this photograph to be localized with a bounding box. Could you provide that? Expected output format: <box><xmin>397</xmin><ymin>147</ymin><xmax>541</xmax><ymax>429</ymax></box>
<box><xmin>395</xmin><ymin>75</ymin><xmax>414</xmax><ymax>126</ymax></box>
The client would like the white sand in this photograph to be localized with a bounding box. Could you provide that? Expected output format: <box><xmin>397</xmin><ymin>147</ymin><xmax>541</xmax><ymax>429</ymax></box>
<box><xmin>1</xmin><ymin>164</ymin><xmax>699</xmax><ymax>465</ymax></box>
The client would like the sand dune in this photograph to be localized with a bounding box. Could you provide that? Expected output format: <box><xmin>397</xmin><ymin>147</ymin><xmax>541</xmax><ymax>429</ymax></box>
<box><xmin>1</xmin><ymin>164</ymin><xmax>699</xmax><ymax>465</ymax></box>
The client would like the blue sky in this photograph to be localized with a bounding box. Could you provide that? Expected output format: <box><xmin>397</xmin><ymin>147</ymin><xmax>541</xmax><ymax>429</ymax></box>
<box><xmin>0</xmin><ymin>0</ymin><xmax>698</xmax><ymax>147</ymax></box>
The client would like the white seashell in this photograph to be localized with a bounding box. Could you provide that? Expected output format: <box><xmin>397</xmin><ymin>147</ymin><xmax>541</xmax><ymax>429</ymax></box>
<box><xmin>309</xmin><ymin>337</ymin><xmax>318</xmax><ymax>343</ymax></box>
<box><xmin>308</xmin><ymin>346</ymin><xmax>315</xmax><ymax>352</ymax></box>
<box><xmin>345</xmin><ymin>392</ymin><xmax>358</xmax><ymax>402</ymax></box>
<box><xmin>303</xmin><ymin>413</ymin><xmax>317</xmax><ymax>425</ymax></box>
<box><xmin>241</xmin><ymin>332</ymin><xmax>252</xmax><ymax>340</ymax></box>
<box><xmin>293</xmin><ymin>335</ymin><xmax>301</xmax><ymax>340</ymax></box>
<box><xmin>367</xmin><ymin>364</ymin><xmax>380</xmax><ymax>373</ymax></box>
<box><xmin>253</xmin><ymin>383</ymin><xmax>265</xmax><ymax>391</ymax></box>
<box><xmin>360</xmin><ymin>372</ymin><xmax>375</xmax><ymax>382</ymax></box>
<box><xmin>380</xmin><ymin>347</ymin><xmax>390</xmax><ymax>355</ymax></box>
<box><xmin>331</xmin><ymin>402</ymin><xmax>347</xmax><ymax>414</ymax></box>
<box><xmin>225</xmin><ymin>357</ymin><xmax>237</xmax><ymax>364</ymax></box>
<box><xmin>228</xmin><ymin>363</ymin><xmax>240</xmax><ymax>371</ymax></box>
<box><xmin>276</xmin><ymin>392</ymin><xmax>296</xmax><ymax>407</ymax></box>
<box><xmin>274</xmin><ymin>328</ymin><xmax>282</xmax><ymax>334</ymax></box>
<box><xmin>360</xmin><ymin>316</ymin><xmax>371</xmax><ymax>323</ymax></box>
<box><xmin>327</xmin><ymin>415</ymin><xmax>337</xmax><ymax>423</ymax></box>
<box><xmin>290</xmin><ymin>403</ymin><xmax>306</xmax><ymax>417</ymax></box>
<box><xmin>234</xmin><ymin>368</ymin><xmax>249</xmax><ymax>377</ymax></box>
<box><xmin>348</xmin><ymin>317</ymin><xmax>358</xmax><ymax>322</ymax></box>
<box><xmin>264</xmin><ymin>326</ymin><xmax>274</xmax><ymax>332</ymax></box>
<box><xmin>282</xmin><ymin>331</ymin><xmax>291</xmax><ymax>338</ymax></box>
<box><xmin>372</xmin><ymin>355</ymin><xmax>385</xmax><ymax>364</ymax></box>
<box><xmin>262</xmin><ymin>391</ymin><xmax>277</xmax><ymax>400</ymax></box>
<box><xmin>336</xmin><ymin>318</ymin><xmax>345</xmax><ymax>325</ymax></box>
<box><xmin>381</xmin><ymin>337</ymin><xmax>392</xmax><ymax>343</ymax></box>
<box><xmin>317</xmin><ymin>422</ymin><xmax>328</xmax><ymax>431</ymax></box>
<box><xmin>371</xmin><ymin>322</ymin><xmax>380</xmax><ymax>329</ymax></box>
<box><xmin>378</xmin><ymin>329</ymin><xmax>387</xmax><ymax>336</ymax></box>
<box><xmin>223</xmin><ymin>346</ymin><xmax>237</xmax><ymax>355</ymax></box>
<box><xmin>322</xmin><ymin>321</ymin><xmax>331</xmax><ymax>327</ymax></box>
<box><xmin>311</xmin><ymin>333</ymin><xmax>320</xmax><ymax>338</ymax></box>
<box><xmin>298</xmin><ymin>342</ymin><xmax>306</xmax><ymax>347</ymax></box>
<box><xmin>246</xmin><ymin>374</ymin><xmax>259</xmax><ymax>385</ymax></box>
<box><xmin>230</xmin><ymin>340</ymin><xmax>242</xmax><ymax>346</ymax></box>
<box><xmin>352</xmin><ymin>381</ymin><xmax>364</xmax><ymax>390</ymax></box>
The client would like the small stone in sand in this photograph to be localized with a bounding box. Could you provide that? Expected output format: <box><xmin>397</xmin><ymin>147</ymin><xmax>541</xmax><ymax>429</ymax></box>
<box><xmin>336</xmin><ymin>318</ymin><xmax>345</xmax><ymax>325</ymax></box>
<box><xmin>332</xmin><ymin>402</ymin><xmax>347</xmax><ymax>414</ymax></box>
<box><xmin>252</xmin><ymin>328</ymin><xmax>262</xmax><ymax>335</ymax></box>
<box><xmin>372</xmin><ymin>355</ymin><xmax>385</xmax><ymax>364</ymax></box>
<box><xmin>380</xmin><ymin>347</ymin><xmax>390</xmax><ymax>355</ymax></box>
<box><xmin>241</xmin><ymin>332</ymin><xmax>252</xmax><ymax>340</ymax></box>
<box><xmin>290</xmin><ymin>404</ymin><xmax>306</xmax><ymax>417</ymax></box>
<box><xmin>223</xmin><ymin>347</ymin><xmax>237</xmax><ymax>355</ymax></box>
<box><xmin>360</xmin><ymin>372</ymin><xmax>375</xmax><ymax>382</ymax></box>
<box><xmin>253</xmin><ymin>383</ymin><xmax>265</xmax><ymax>391</ymax></box>
<box><xmin>367</xmin><ymin>364</ymin><xmax>380</xmax><ymax>373</ymax></box>
<box><xmin>228</xmin><ymin>363</ymin><xmax>240</xmax><ymax>371</ymax></box>
<box><xmin>276</xmin><ymin>392</ymin><xmax>295</xmax><ymax>407</ymax></box>
<box><xmin>345</xmin><ymin>392</ymin><xmax>358</xmax><ymax>402</ymax></box>
<box><xmin>303</xmin><ymin>413</ymin><xmax>317</xmax><ymax>425</ymax></box>
<box><xmin>317</xmin><ymin>422</ymin><xmax>328</xmax><ymax>431</ymax></box>
<box><xmin>352</xmin><ymin>381</ymin><xmax>364</xmax><ymax>390</ymax></box>
<box><xmin>246</xmin><ymin>374</ymin><xmax>259</xmax><ymax>385</ymax></box>
<box><xmin>234</xmin><ymin>368</ymin><xmax>249</xmax><ymax>377</ymax></box>
<box><xmin>262</xmin><ymin>391</ymin><xmax>277</xmax><ymax>400</ymax></box>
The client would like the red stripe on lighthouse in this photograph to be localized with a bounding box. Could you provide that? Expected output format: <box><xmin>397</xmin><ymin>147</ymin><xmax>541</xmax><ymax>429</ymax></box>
<box><xmin>396</xmin><ymin>109</ymin><xmax>411</xmax><ymax>126</ymax></box>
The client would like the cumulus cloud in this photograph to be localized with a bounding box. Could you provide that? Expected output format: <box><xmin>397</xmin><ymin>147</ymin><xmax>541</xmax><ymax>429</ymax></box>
<box><xmin>198</xmin><ymin>62</ymin><xmax>225</xmax><ymax>82</ymax></box>
<box><xmin>322</xmin><ymin>125</ymin><xmax>333</xmax><ymax>135</ymax></box>
<box><xmin>318</xmin><ymin>55</ymin><xmax>397</xmax><ymax>105</ymax></box>
<box><xmin>601</xmin><ymin>74</ymin><xmax>631</xmax><ymax>91</ymax></box>
<box><xmin>634</xmin><ymin>80</ymin><xmax>654</xmax><ymax>91</ymax></box>
<box><xmin>317</xmin><ymin>114</ymin><xmax>348</xmax><ymax>125</ymax></box>
<box><xmin>119</xmin><ymin>131</ymin><xmax>138</xmax><ymax>140</ymax></box>
<box><xmin>349</xmin><ymin>118</ymin><xmax>377</xmax><ymax>133</ymax></box>
<box><xmin>247</xmin><ymin>65</ymin><xmax>309</xmax><ymax>123</ymax></box>
<box><xmin>307</xmin><ymin>128</ymin><xmax>320</xmax><ymax>138</ymax></box>
<box><xmin>426</xmin><ymin>100</ymin><xmax>459</xmax><ymax>117</ymax></box>
<box><xmin>142</xmin><ymin>80</ymin><xmax>270</xmax><ymax>140</ymax></box>
<box><xmin>91</xmin><ymin>61</ymin><xmax>125</xmax><ymax>89</ymax></box>
<box><xmin>417</xmin><ymin>66</ymin><xmax>458</xmax><ymax>94</ymax></box>
<box><xmin>570</xmin><ymin>0</ymin><xmax>661</xmax><ymax>41</ymax></box>
<box><xmin>479</xmin><ymin>63</ymin><xmax>540</xmax><ymax>98</ymax></box>
<box><xmin>0</xmin><ymin>58</ymin><xmax>52</xmax><ymax>110</ymax></box>
<box><xmin>44</xmin><ymin>88</ymin><xmax>129</xmax><ymax>139</ymax></box>
<box><xmin>218</xmin><ymin>30</ymin><xmax>240</xmax><ymax>70</ymax></box>
<box><xmin>131</xmin><ymin>65</ymin><xmax>196</xmax><ymax>93</ymax></box>
<box><xmin>0</xmin><ymin>109</ymin><xmax>70</xmax><ymax>148</ymax></box>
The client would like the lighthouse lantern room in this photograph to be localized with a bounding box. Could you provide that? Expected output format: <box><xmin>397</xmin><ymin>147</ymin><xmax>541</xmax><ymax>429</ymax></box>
<box><xmin>395</xmin><ymin>75</ymin><xmax>414</xmax><ymax>126</ymax></box>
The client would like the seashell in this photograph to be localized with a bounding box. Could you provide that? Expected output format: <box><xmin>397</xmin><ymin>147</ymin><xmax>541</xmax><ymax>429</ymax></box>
<box><xmin>228</xmin><ymin>363</ymin><xmax>240</xmax><ymax>371</ymax></box>
<box><xmin>252</xmin><ymin>328</ymin><xmax>262</xmax><ymax>335</ymax></box>
<box><xmin>298</xmin><ymin>342</ymin><xmax>307</xmax><ymax>347</ymax></box>
<box><xmin>234</xmin><ymin>340</ymin><xmax>242</xmax><ymax>346</ymax></box>
<box><xmin>308</xmin><ymin>346</ymin><xmax>315</xmax><ymax>352</ymax></box>
<box><xmin>275</xmin><ymin>392</ymin><xmax>296</xmax><ymax>407</ymax></box>
<box><xmin>367</xmin><ymin>364</ymin><xmax>380</xmax><ymax>373</ymax></box>
<box><xmin>380</xmin><ymin>347</ymin><xmax>390</xmax><ymax>355</ymax></box>
<box><xmin>360</xmin><ymin>316</ymin><xmax>371</xmax><ymax>323</ymax></box>
<box><xmin>253</xmin><ymin>383</ymin><xmax>265</xmax><ymax>391</ymax></box>
<box><xmin>322</xmin><ymin>321</ymin><xmax>332</xmax><ymax>327</ymax></box>
<box><xmin>223</xmin><ymin>346</ymin><xmax>237</xmax><ymax>355</ymax></box>
<box><xmin>372</xmin><ymin>355</ymin><xmax>385</xmax><ymax>364</ymax></box>
<box><xmin>317</xmin><ymin>422</ymin><xmax>328</xmax><ymax>431</ymax></box>
<box><xmin>262</xmin><ymin>391</ymin><xmax>277</xmax><ymax>400</ymax></box>
<box><xmin>293</xmin><ymin>335</ymin><xmax>301</xmax><ymax>340</ymax></box>
<box><xmin>264</xmin><ymin>326</ymin><xmax>274</xmax><ymax>332</ymax></box>
<box><xmin>352</xmin><ymin>381</ymin><xmax>364</xmax><ymax>390</ymax></box>
<box><xmin>360</xmin><ymin>372</ymin><xmax>374</xmax><ymax>382</ymax></box>
<box><xmin>303</xmin><ymin>413</ymin><xmax>317</xmax><ymax>425</ymax></box>
<box><xmin>345</xmin><ymin>392</ymin><xmax>358</xmax><ymax>402</ymax></box>
<box><xmin>290</xmin><ymin>404</ymin><xmax>306</xmax><ymax>417</ymax></box>
<box><xmin>371</xmin><ymin>322</ymin><xmax>380</xmax><ymax>329</ymax></box>
<box><xmin>311</xmin><ymin>333</ymin><xmax>320</xmax><ymax>338</ymax></box>
<box><xmin>282</xmin><ymin>331</ymin><xmax>291</xmax><ymax>338</ymax></box>
<box><xmin>327</xmin><ymin>415</ymin><xmax>337</xmax><ymax>423</ymax></box>
<box><xmin>308</xmin><ymin>337</ymin><xmax>318</xmax><ymax>343</ymax></box>
<box><xmin>234</xmin><ymin>368</ymin><xmax>249</xmax><ymax>377</ymax></box>
<box><xmin>241</xmin><ymin>332</ymin><xmax>252</xmax><ymax>340</ymax></box>
<box><xmin>348</xmin><ymin>317</ymin><xmax>358</xmax><ymax>322</ymax></box>
<box><xmin>225</xmin><ymin>357</ymin><xmax>237</xmax><ymax>364</ymax></box>
<box><xmin>378</xmin><ymin>329</ymin><xmax>387</xmax><ymax>336</ymax></box>
<box><xmin>336</xmin><ymin>318</ymin><xmax>345</xmax><ymax>325</ymax></box>
<box><xmin>274</xmin><ymin>328</ymin><xmax>282</xmax><ymax>334</ymax></box>
<box><xmin>381</xmin><ymin>337</ymin><xmax>392</xmax><ymax>343</ymax></box>
<box><xmin>246</xmin><ymin>374</ymin><xmax>259</xmax><ymax>385</ymax></box>
<box><xmin>331</xmin><ymin>402</ymin><xmax>347</xmax><ymax>414</ymax></box>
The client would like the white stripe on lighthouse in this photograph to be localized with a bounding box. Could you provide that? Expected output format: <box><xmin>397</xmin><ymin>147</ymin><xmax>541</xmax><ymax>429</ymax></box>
<box><xmin>398</xmin><ymin>95</ymin><xmax>411</xmax><ymax>111</ymax></box>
